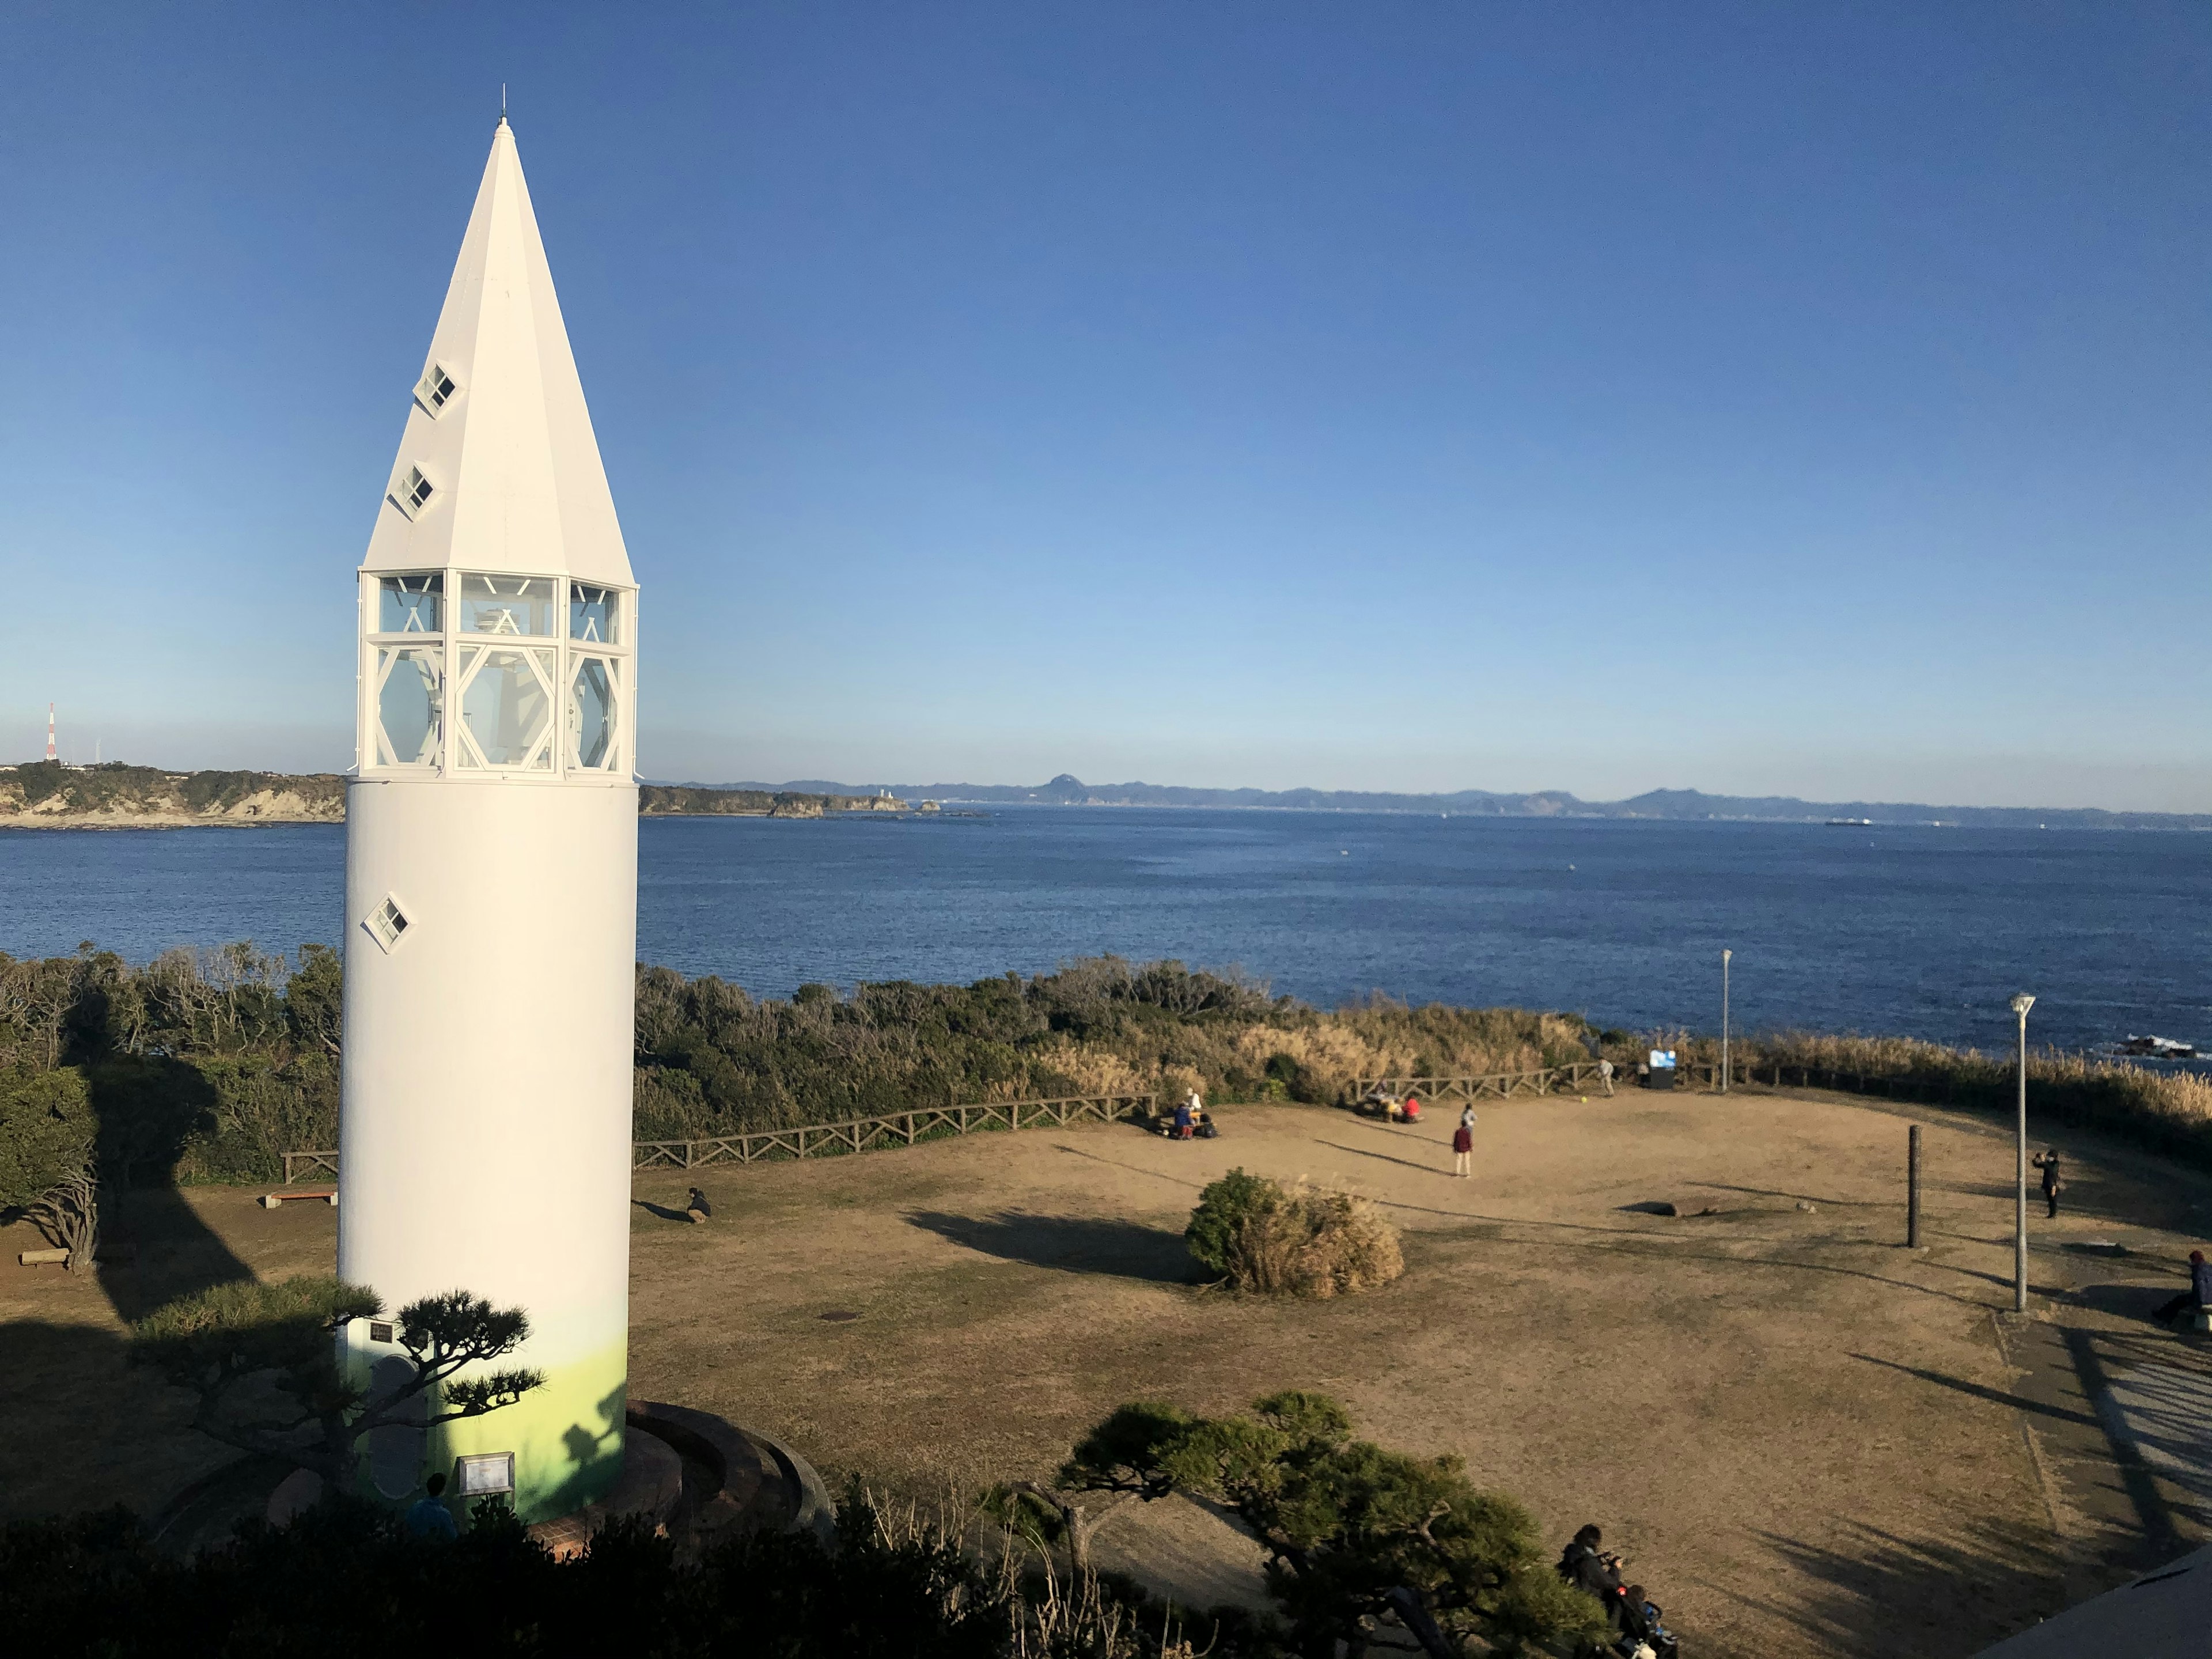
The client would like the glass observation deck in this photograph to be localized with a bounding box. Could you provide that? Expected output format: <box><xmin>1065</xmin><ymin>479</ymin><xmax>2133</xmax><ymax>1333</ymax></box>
<box><xmin>359</xmin><ymin>570</ymin><xmax>634</xmax><ymax>779</ymax></box>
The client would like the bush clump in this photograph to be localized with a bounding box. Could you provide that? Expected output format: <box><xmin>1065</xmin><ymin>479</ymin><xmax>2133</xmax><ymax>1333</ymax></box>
<box><xmin>1186</xmin><ymin>1168</ymin><xmax>1403</xmax><ymax>1298</ymax></box>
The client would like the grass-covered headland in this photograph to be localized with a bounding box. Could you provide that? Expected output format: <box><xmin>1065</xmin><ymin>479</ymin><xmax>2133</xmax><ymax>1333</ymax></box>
<box><xmin>1</xmin><ymin>945</ymin><xmax>2207</xmax><ymax>1194</ymax></box>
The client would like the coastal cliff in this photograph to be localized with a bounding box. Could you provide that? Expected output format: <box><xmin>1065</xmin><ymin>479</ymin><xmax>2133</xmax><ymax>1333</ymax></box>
<box><xmin>0</xmin><ymin>762</ymin><xmax>346</xmax><ymax>826</ymax></box>
<box><xmin>0</xmin><ymin>762</ymin><xmax>907</xmax><ymax>828</ymax></box>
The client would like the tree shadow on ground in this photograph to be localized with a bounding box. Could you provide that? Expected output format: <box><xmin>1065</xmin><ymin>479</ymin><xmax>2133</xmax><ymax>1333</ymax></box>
<box><xmin>95</xmin><ymin>1184</ymin><xmax>257</xmax><ymax>1324</ymax></box>
<box><xmin>1940</xmin><ymin>1176</ymin><xmax>2172</xmax><ymax>1232</ymax></box>
<box><xmin>85</xmin><ymin>1059</ymin><xmax>255</xmax><ymax>1324</ymax></box>
<box><xmin>0</xmin><ymin>1319</ymin><xmax>235</xmax><ymax>1527</ymax></box>
<box><xmin>1683</xmin><ymin>1180</ymin><xmax>1891</xmax><ymax>1210</ymax></box>
<box><xmin>1315</xmin><ymin>1139</ymin><xmax>1450</xmax><ymax>1177</ymax></box>
<box><xmin>1733</xmin><ymin>1514</ymin><xmax>2079</xmax><ymax>1659</ymax></box>
<box><xmin>903</xmin><ymin>1210</ymin><xmax>1196</xmax><ymax>1283</ymax></box>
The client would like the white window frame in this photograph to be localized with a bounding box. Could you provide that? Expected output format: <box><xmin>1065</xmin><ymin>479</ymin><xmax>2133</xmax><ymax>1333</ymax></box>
<box><xmin>452</xmin><ymin>642</ymin><xmax>559</xmax><ymax>772</ymax></box>
<box><xmin>362</xmin><ymin>891</ymin><xmax>416</xmax><ymax>955</ymax></box>
<box><xmin>414</xmin><ymin>361</ymin><xmax>463</xmax><ymax>418</ymax></box>
<box><xmin>388</xmin><ymin>464</ymin><xmax>439</xmax><ymax>521</ymax></box>
<box><xmin>362</xmin><ymin>572</ymin><xmax>446</xmax><ymax>774</ymax></box>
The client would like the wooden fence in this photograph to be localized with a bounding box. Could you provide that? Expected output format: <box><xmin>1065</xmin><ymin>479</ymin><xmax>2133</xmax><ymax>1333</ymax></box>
<box><xmin>1351</xmin><ymin>1063</ymin><xmax>1615</xmax><ymax>1101</ymax></box>
<box><xmin>280</xmin><ymin>1093</ymin><xmax>1154</xmax><ymax>1184</ymax></box>
<box><xmin>281</xmin><ymin>1149</ymin><xmax>340</xmax><ymax>1184</ymax></box>
<box><xmin>631</xmin><ymin>1093</ymin><xmax>1153</xmax><ymax>1169</ymax></box>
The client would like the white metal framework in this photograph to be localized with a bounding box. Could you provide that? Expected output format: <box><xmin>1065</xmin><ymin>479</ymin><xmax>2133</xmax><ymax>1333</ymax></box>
<box><xmin>359</xmin><ymin>569</ymin><xmax>635</xmax><ymax>781</ymax></box>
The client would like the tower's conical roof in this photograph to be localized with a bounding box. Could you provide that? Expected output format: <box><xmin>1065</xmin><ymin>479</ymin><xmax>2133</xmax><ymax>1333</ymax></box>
<box><xmin>361</xmin><ymin>119</ymin><xmax>632</xmax><ymax>586</ymax></box>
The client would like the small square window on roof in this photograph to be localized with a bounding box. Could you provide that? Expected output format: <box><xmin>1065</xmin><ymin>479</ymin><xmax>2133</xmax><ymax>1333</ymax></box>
<box><xmin>414</xmin><ymin>362</ymin><xmax>461</xmax><ymax>416</ymax></box>
<box><xmin>363</xmin><ymin>893</ymin><xmax>413</xmax><ymax>954</ymax></box>
<box><xmin>390</xmin><ymin>465</ymin><xmax>437</xmax><ymax>520</ymax></box>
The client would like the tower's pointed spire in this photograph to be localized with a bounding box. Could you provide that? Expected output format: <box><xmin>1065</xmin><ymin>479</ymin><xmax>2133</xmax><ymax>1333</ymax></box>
<box><xmin>362</xmin><ymin>122</ymin><xmax>631</xmax><ymax>585</ymax></box>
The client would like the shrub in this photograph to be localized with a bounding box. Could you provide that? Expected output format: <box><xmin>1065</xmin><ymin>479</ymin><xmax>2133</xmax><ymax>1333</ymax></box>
<box><xmin>1058</xmin><ymin>1390</ymin><xmax>1608</xmax><ymax>1657</ymax></box>
<box><xmin>1186</xmin><ymin>1170</ymin><xmax>1403</xmax><ymax>1298</ymax></box>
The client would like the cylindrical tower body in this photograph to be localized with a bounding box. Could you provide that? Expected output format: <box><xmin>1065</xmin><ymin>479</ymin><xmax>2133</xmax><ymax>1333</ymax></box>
<box><xmin>338</xmin><ymin>118</ymin><xmax>641</xmax><ymax>1521</ymax></box>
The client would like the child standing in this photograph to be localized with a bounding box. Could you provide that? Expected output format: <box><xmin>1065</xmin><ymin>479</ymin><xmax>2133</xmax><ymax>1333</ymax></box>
<box><xmin>1453</xmin><ymin>1105</ymin><xmax>1476</xmax><ymax>1179</ymax></box>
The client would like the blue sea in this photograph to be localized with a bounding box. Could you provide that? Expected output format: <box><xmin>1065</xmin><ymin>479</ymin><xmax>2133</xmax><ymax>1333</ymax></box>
<box><xmin>1</xmin><ymin>808</ymin><xmax>2205</xmax><ymax>1058</ymax></box>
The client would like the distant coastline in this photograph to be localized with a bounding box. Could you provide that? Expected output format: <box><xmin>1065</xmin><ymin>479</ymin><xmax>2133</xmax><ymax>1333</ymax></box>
<box><xmin>0</xmin><ymin>762</ymin><xmax>909</xmax><ymax>829</ymax></box>
<box><xmin>5</xmin><ymin>760</ymin><xmax>2204</xmax><ymax>831</ymax></box>
<box><xmin>690</xmin><ymin>771</ymin><xmax>2212</xmax><ymax>832</ymax></box>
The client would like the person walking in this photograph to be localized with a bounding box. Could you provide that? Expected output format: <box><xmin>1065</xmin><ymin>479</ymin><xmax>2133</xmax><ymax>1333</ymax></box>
<box><xmin>1452</xmin><ymin>1106</ymin><xmax>1476</xmax><ymax>1179</ymax></box>
<box><xmin>2032</xmin><ymin>1148</ymin><xmax>2063</xmax><ymax>1219</ymax></box>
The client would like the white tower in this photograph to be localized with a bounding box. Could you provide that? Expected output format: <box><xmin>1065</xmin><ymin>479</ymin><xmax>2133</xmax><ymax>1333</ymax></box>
<box><xmin>46</xmin><ymin>703</ymin><xmax>56</xmax><ymax>762</ymax></box>
<box><xmin>339</xmin><ymin>117</ymin><xmax>639</xmax><ymax>1521</ymax></box>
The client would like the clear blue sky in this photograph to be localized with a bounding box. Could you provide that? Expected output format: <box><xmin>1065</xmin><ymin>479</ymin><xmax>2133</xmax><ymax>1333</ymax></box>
<box><xmin>1</xmin><ymin>3</ymin><xmax>2204</xmax><ymax>808</ymax></box>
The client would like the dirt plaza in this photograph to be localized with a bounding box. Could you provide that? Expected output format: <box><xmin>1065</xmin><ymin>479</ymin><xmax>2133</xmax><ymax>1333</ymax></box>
<box><xmin>6</xmin><ymin>1084</ymin><xmax>2210</xmax><ymax>1657</ymax></box>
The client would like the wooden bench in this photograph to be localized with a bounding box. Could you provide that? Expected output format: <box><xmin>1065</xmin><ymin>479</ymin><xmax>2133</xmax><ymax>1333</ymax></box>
<box><xmin>18</xmin><ymin>1248</ymin><xmax>70</xmax><ymax>1267</ymax></box>
<box><xmin>260</xmin><ymin>1187</ymin><xmax>339</xmax><ymax>1210</ymax></box>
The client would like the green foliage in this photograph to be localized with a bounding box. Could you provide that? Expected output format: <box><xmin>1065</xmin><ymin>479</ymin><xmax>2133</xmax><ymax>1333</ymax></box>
<box><xmin>1059</xmin><ymin>1391</ymin><xmax>1608</xmax><ymax>1657</ymax></box>
<box><xmin>0</xmin><ymin>944</ymin><xmax>343</xmax><ymax>1184</ymax></box>
<box><xmin>1185</xmin><ymin>1168</ymin><xmax>1277</xmax><ymax>1277</ymax></box>
<box><xmin>630</xmin><ymin>955</ymin><xmax>1285</xmax><ymax>1139</ymax></box>
<box><xmin>0</xmin><ymin>1065</ymin><xmax>96</xmax><ymax>1210</ymax></box>
<box><xmin>130</xmin><ymin>1274</ymin><xmax>381</xmax><ymax>1399</ymax></box>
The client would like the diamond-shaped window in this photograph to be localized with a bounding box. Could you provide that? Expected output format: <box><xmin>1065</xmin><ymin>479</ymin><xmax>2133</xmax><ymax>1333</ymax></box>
<box><xmin>363</xmin><ymin>894</ymin><xmax>413</xmax><ymax>955</ymax></box>
<box><xmin>390</xmin><ymin>465</ymin><xmax>437</xmax><ymax>520</ymax></box>
<box><xmin>414</xmin><ymin>362</ymin><xmax>461</xmax><ymax>417</ymax></box>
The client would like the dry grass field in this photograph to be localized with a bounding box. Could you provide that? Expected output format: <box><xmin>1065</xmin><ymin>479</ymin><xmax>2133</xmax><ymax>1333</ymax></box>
<box><xmin>7</xmin><ymin>1084</ymin><xmax>2211</xmax><ymax>1658</ymax></box>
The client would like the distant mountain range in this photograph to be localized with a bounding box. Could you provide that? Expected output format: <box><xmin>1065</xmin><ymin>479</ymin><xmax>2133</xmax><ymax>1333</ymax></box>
<box><xmin>687</xmin><ymin>773</ymin><xmax>2212</xmax><ymax>831</ymax></box>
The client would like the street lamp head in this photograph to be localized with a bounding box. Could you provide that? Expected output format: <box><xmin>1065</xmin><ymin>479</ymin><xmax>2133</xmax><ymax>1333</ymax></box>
<box><xmin>2010</xmin><ymin>993</ymin><xmax>2036</xmax><ymax>1017</ymax></box>
<box><xmin>1722</xmin><ymin>949</ymin><xmax>1732</xmax><ymax>963</ymax></box>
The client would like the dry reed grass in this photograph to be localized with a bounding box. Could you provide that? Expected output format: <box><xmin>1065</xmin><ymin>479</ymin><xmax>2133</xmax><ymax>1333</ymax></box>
<box><xmin>862</xmin><ymin>1483</ymin><xmax>1198</xmax><ymax>1659</ymax></box>
<box><xmin>1700</xmin><ymin>1031</ymin><xmax>2212</xmax><ymax>1168</ymax></box>
<box><xmin>1217</xmin><ymin>1179</ymin><xmax>1404</xmax><ymax>1299</ymax></box>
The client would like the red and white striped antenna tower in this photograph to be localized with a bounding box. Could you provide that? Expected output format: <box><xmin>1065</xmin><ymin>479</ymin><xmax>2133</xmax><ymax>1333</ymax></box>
<box><xmin>45</xmin><ymin>703</ymin><xmax>57</xmax><ymax>762</ymax></box>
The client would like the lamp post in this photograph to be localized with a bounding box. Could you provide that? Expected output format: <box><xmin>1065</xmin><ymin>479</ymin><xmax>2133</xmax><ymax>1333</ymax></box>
<box><xmin>2011</xmin><ymin>992</ymin><xmax>2035</xmax><ymax>1313</ymax></box>
<box><xmin>1721</xmin><ymin>950</ymin><xmax>1732</xmax><ymax>1093</ymax></box>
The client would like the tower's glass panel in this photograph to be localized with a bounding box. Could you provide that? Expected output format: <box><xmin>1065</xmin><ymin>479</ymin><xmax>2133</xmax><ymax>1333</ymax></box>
<box><xmin>377</xmin><ymin>573</ymin><xmax>444</xmax><ymax>634</ymax></box>
<box><xmin>569</xmin><ymin>584</ymin><xmax>623</xmax><ymax>646</ymax></box>
<box><xmin>374</xmin><ymin>646</ymin><xmax>442</xmax><ymax>767</ymax></box>
<box><xmin>570</xmin><ymin>656</ymin><xmax>619</xmax><ymax>770</ymax></box>
<box><xmin>456</xmin><ymin>646</ymin><xmax>555</xmax><ymax>769</ymax></box>
<box><xmin>458</xmin><ymin>573</ymin><xmax>557</xmax><ymax>637</ymax></box>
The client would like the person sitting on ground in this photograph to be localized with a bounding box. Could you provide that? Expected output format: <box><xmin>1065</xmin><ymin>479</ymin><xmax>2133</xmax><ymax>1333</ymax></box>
<box><xmin>1401</xmin><ymin>1092</ymin><xmax>1422</xmax><ymax>1123</ymax></box>
<box><xmin>1557</xmin><ymin>1524</ymin><xmax>1627</xmax><ymax>1628</ymax></box>
<box><xmin>1616</xmin><ymin>1584</ymin><xmax>1654</xmax><ymax>1648</ymax></box>
<box><xmin>405</xmin><ymin>1472</ymin><xmax>458</xmax><ymax>1541</ymax></box>
<box><xmin>2154</xmin><ymin>1249</ymin><xmax>2212</xmax><ymax>1324</ymax></box>
<box><xmin>685</xmin><ymin>1187</ymin><xmax>711</xmax><ymax>1224</ymax></box>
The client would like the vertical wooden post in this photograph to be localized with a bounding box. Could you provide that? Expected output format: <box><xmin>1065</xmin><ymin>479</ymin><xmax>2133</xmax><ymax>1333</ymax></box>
<box><xmin>1907</xmin><ymin>1123</ymin><xmax>1923</xmax><ymax>1249</ymax></box>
